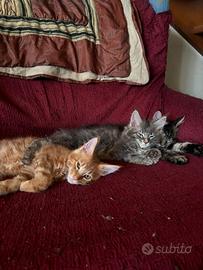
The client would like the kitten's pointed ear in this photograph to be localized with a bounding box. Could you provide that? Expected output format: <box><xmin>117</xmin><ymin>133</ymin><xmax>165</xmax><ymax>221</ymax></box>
<box><xmin>152</xmin><ymin>111</ymin><xmax>162</xmax><ymax>121</ymax></box>
<box><xmin>174</xmin><ymin>116</ymin><xmax>185</xmax><ymax>127</ymax></box>
<box><xmin>98</xmin><ymin>164</ymin><xmax>121</xmax><ymax>176</ymax></box>
<box><xmin>153</xmin><ymin>116</ymin><xmax>167</xmax><ymax>130</ymax></box>
<box><xmin>81</xmin><ymin>137</ymin><xmax>99</xmax><ymax>156</ymax></box>
<box><xmin>129</xmin><ymin>110</ymin><xmax>142</xmax><ymax>131</ymax></box>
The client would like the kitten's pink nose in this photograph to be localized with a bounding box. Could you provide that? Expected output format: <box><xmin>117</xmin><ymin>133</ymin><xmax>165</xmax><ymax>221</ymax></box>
<box><xmin>144</xmin><ymin>139</ymin><xmax>149</xmax><ymax>144</ymax></box>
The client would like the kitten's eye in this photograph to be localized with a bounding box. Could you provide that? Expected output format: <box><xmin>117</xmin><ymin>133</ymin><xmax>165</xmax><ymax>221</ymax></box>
<box><xmin>83</xmin><ymin>174</ymin><xmax>91</xmax><ymax>181</ymax></box>
<box><xmin>149</xmin><ymin>133</ymin><xmax>155</xmax><ymax>139</ymax></box>
<box><xmin>137</xmin><ymin>132</ymin><xmax>143</xmax><ymax>139</ymax></box>
<box><xmin>76</xmin><ymin>161</ymin><xmax>81</xmax><ymax>170</ymax></box>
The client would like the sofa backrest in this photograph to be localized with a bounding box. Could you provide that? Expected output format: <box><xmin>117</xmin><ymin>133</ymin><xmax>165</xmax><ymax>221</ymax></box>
<box><xmin>133</xmin><ymin>0</ymin><xmax>171</xmax><ymax>79</ymax></box>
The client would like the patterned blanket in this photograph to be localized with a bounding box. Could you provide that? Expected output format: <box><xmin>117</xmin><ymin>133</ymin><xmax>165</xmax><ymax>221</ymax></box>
<box><xmin>0</xmin><ymin>0</ymin><xmax>149</xmax><ymax>84</ymax></box>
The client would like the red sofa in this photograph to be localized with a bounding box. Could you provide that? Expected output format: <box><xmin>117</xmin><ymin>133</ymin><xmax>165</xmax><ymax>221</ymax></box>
<box><xmin>0</xmin><ymin>1</ymin><xmax>202</xmax><ymax>269</ymax></box>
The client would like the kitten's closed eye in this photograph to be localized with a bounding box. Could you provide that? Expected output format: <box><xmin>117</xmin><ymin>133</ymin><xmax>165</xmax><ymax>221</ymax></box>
<box><xmin>137</xmin><ymin>132</ymin><xmax>155</xmax><ymax>141</ymax></box>
<box><xmin>149</xmin><ymin>133</ymin><xmax>155</xmax><ymax>140</ymax></box>
<box><xmin>137</xmin><ymin>132</ymin><xmax>143</xmax><ymax>139</ymax></box>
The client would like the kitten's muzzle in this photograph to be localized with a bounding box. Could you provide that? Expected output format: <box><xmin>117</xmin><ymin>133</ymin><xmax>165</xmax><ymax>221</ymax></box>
<box><xmin>139</xmin><ymin>141</ymin><xmax>150</xmax><ymax>149</ymax></box>
<box><xmin>66</xmin><ymin>176</ymin><xmax>79</xmax><ymax>185</ymax></box>
<box><xmin>144</xmin><ymin>138</ymin><xmax>149</xmax><ymax>144</ymax></box>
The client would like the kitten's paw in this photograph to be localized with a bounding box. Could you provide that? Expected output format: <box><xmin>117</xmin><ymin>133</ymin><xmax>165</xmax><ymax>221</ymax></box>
<box><xmin>0</xmin><ymin>179</ymin><xmax>21</xmax><ymax>195</ymax></box>
<box><xmin>147</xmin><ymin>149</ymin><xmax>161</xmax><ymax>159</ymax></box>
<box><xmin>169</xmin><ymin>155</ymin><xmax>188</xmax><ymax>165</ymax></box>
<box><xmin>144</xmin><ymin>159</ymin><xmax>156</xmax><ymax>166</ymax></box>
<box><xmin>20</xmin><ymin>181</ymin><xmax>36</xmax><ymax>193</ymax></box>
<box><xmin>0</xmin><ymin>182</ymin><xmax>8</xmax><ymax>196</ymax></box>
<box><xmin>188</xmin><ymin>144</ymin><xmax>203</xmax><ymax>156</ymax></box>
<box><xmin>146</xmin><ymin>149</ymin><xmax>161</xmax><ymax>164</ymax></box>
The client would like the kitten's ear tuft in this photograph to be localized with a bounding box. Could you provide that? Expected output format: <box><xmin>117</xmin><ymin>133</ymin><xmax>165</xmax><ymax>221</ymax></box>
<box><xmin>174</xmin><ymin>116</ymin><xmax>185</xmax><ymax>127</ymax></box>
<box><xmin>82</xmin><ymin>137</ymin><xmax>99</xmax><ymax>156</ymax></box>
<box><xmin>129</xmin><ymin>110</ymin><xmax>142</xmax><ymax>131</ymax></box>
<box><xmin>153</xmin><ymin>116</ymin><xmax>167</xmax><ymax>130</ymax></box>
<box><xmin>99</xmin><ymin>164</ymin><xmax>121</xmax><ymax>176</ymax></box>
<box><xmin>152</xmin><ymin>111</ymin><xmax>162</xmax><ymax>121</ymax></box>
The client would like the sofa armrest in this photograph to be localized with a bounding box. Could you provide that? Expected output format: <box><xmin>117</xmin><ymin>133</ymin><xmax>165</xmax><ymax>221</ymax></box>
<box><xmin>163</xmin><ymin>88</ymin><xmax>203</xmax><ymax>143</ymax></box>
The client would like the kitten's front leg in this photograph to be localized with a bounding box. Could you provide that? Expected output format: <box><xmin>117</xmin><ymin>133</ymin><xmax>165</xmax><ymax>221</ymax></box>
<box><xmin>146</xmin><ymin>149</ymin><xmax>162</xmax><ymax>164</ymax></box>
<box><xmin>20</xmin><ymin>173</ymin><xmax>53</xmax><ymax>193</ymax></box>
<box><xmin>187</xmin><ymin>144</ymin><xmax>203</xmax><ymax>156</ymax></box>
<box><xmin>172</xmin><ymin>142</ymin><xmax>203</xmax><ymax>156</ymax></box>
<box><xmin>0</xmin><ymin>175</ymin><xmax>28</xmax><ymax>196</ymax></box>
<box><xmin>161</xmin><ymin>150</ymin><xmax>188</xmax><ymax>165</ymax></box>
<box><xmin>125</xmin><ymin>149</ymin><xmax>161</xmax><ymax>166</ymax></box>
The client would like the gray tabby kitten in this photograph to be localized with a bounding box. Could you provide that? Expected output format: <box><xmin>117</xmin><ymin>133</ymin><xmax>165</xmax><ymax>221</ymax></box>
<box><xmin>22</xmin><ymin>110</ymin><xmax>167</xmax><ymax>166</ymax></box>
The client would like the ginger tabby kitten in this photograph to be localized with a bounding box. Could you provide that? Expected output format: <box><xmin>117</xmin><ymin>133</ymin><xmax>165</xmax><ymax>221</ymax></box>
<box><xmin>0</xmin><ymin>137</ymin><xmax>120</xmax><ymax>195</ymax></box>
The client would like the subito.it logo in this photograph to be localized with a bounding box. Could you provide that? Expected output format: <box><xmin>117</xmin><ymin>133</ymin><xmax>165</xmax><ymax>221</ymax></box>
<box><xmin>142</xmin><ymin>243</ymin><xmax>154</xmax><ymax>255</ymax></box>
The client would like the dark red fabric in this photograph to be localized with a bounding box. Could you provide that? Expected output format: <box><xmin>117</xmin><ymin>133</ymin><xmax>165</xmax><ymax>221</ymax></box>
<box><xmin>0</xmin><ymin>85</ymin><xmax>203</xmax><ymax>270</ymax></box>
<box><xmin>0</xmin><ymin>1</ymin><xmax>203</xmax><ymax>270</ymax></box>
<box><xmin>0</xmin><ymin>75</ymin><xmax>165</xmax><ymax>139</ymax></box>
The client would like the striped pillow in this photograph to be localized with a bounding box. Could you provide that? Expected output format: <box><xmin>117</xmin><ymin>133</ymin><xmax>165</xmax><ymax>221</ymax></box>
<box><xmin>0</xmin><ymin>0</ymin><xmax>149</xmax><ymax>85</ymax></box>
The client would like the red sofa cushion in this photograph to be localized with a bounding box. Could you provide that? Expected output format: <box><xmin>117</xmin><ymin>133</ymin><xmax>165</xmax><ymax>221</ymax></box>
<box><xmin>0</xmin><ymin>86</ymin><xmax>203</xmax><ymax>270</ymax></box>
